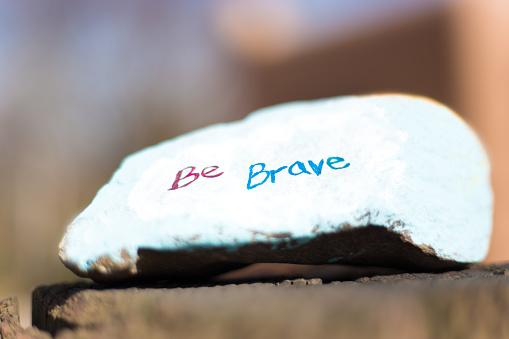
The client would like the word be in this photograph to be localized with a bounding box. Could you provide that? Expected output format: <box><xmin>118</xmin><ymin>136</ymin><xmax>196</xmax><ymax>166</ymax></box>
<box><xmin>247</xmin><ymin>156</ymin><xmax>350</xmax><ymax>190</ymax></box>
<box><xmin>168</xmin><ymin>166</ymin><xmax>223</xmax><ymax>191</ymax></box>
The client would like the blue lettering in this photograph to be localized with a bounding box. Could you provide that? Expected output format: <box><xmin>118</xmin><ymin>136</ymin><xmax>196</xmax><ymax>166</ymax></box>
<box><xmin>308</xmin><ymin>159</ymin><xmax>324</xmax><ymax>176</ymax></box>
<box><xmin>327</xmin><ymin>157</ymin><xmax>350</xmax><ymax>170</ymax></box>
<box><xmin>288</xmin><ymin>161</ymin><xmax>311</xmax><ymax>176</ymax></box>
<box><xmin>247</xmin><ymin>156</ymin><xmax>350</xmax><ymax>190</ymax></box>
<box><xmin>247</xmin><ymin>163</ymin><xmax>270</xmax><ymax>190</ymax></box>
<box><xmin>270</xmin><ymin>166</ymin><xmax>288</xmax><ymax>183</ymax></box>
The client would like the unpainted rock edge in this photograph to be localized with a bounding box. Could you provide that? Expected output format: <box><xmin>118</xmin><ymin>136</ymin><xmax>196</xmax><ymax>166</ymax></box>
<box><xmin>68</xmin><ymin>225</ymin><xmax>466</xmax><ymax>283</ymax></box>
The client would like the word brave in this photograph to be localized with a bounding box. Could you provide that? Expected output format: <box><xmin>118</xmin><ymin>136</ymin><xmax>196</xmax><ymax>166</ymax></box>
<box><xmin>247</xmin><ymin>156</ymin><xmax>350</xmax><ymax>190</ymax></box>
<box><xmin>168</xmin><ymin>166</ymin><xmax>223</xmax><ymax>190</ymax></box>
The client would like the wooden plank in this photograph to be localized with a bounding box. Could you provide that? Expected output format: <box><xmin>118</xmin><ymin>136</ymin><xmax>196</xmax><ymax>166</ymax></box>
<box><xmin>32</xmin><ymin>264</ymin><xmax>509</xmax><ymax>338</ymax></box>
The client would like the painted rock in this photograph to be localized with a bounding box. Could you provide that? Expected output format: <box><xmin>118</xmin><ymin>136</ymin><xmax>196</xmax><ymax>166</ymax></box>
<box><xmin>59</xmin><ymin>94</ymin><xmax>493</xmax><ymax>282</ymax></box>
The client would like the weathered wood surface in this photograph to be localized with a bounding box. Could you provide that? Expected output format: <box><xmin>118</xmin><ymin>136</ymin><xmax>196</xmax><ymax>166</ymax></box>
<box><xmin>0</xmin><ymin>296</ymin><xmax>50</xmax><ymax>339</ymax></box>
<box><xmin>32</xmin><ymin>264</ymin><xmax>509</xmax><ymax>338</ymax></box>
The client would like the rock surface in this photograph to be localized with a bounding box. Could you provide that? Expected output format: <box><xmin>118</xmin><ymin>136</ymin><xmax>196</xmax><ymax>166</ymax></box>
<box><xmin>59</xmin><ymin>94</ymin><xmax>492</xmax><ymax>282</ymax></box>
<box><xmin>32</xmin><ymin>264</ymin><xmax>509</xmax><ymax>339</ymax></box>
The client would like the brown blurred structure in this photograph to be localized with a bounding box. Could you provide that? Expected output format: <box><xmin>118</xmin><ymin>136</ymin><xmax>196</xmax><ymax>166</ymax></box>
<box><xmin>450</xmin><ymin>0</ymin><xmax>509</xmax><ymax>262</ymax></box>
<box><xmin>253</xmin><ymin>12</ymin><xmax>453</xmax><ymax>109</ymax></box>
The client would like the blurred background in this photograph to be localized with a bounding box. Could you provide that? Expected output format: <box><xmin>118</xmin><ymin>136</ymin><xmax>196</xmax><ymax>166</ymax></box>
<box><xmin>1</xmin><ymin>0</ymin><xmax>508</xmax><ymax>326</ymax></box>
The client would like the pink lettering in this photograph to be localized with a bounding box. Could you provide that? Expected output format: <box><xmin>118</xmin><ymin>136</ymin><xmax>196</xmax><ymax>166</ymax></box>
<box><xmin>201</xmin><ymin>166</ymin><xmax>224</xmax><ymax>178</ymax></box>
<box><xmin>168</xmin><ymin>166</ymin><xmax>200</xmax><ymax>191</ymax></box>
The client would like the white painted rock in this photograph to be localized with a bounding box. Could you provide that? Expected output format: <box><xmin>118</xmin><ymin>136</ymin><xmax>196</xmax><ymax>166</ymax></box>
<box><xmin>59</xmin><ymin>94</ymin><xmax>493</xmax><ymax>282</ymax></box>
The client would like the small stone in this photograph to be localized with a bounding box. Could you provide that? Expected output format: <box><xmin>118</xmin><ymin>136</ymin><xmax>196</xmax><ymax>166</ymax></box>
<box><xmin>59</xmin><ymin>94</ymin><xmax>492</xmax><ymax>282</ymax></box>
<box><xmin>307</xmin><ymin>278</ymin><xmax>323</xmax><ymax>285</ymax></box>
<box><xmin>280</xmin><ymin>279</ymin><xmax>308</xmax><ymax>286</ymax></box>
